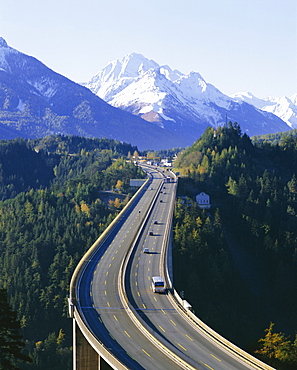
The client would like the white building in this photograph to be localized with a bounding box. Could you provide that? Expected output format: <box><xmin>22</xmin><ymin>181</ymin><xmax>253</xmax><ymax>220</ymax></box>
<box><xmin>161</xmin><ymin>158</ymin><xmax>172</xmax><ymax>167</ymax></box>
<box><xmin>196</xmin><ymin>192</ymin><xmax>210</xmax><ymax>209</ymax></box>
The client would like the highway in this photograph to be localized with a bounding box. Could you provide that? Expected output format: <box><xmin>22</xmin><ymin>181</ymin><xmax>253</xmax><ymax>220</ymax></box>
<box><xmin>76</xmin><ymin>167</ymin><xmax>186</xmax><ymax>369</ymax></box>
<box><xmin>74</xmin><ymin>165</ymin><xmax>274</xmax><ymax>370</ymax></box>
<box><xmin>123</xmin><ymin>174</ymin><xmax>259</xmax><ymax>370</ymax></box>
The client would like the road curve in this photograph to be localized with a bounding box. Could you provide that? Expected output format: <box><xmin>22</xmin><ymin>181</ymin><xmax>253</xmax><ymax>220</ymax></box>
<box><xmin>123</xmin><ymin>176</ymin><xmax>257</xmax><ymax>369</ymax></box>
<box><xmin>75</xmin><ymin>167</ymin><xmax>186</xmax><ymax>369</ymax></box>
<box><xmin>72</xmin><ymin>165</ymin><xmax>274</xmax><ymax>370</ymax></box>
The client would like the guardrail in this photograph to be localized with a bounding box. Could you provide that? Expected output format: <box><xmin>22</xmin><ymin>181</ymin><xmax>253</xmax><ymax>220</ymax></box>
<box><xmin>161</xmin><ymin>173</ymin><xmax>276</xmax><ymax>370</ymax></box>
<box><xmin>118</xmin><ymin>171</ymin><xmax>196</xmax><ymax>370</ymax></box>
<box><xmin>69</xmin><ymin>172</ymin><xmax>153</xmax><ymax>369</ymax></box>
<box><xmin>69</xmin><ymin>172</ymin><xmax>151</xmax><ymax>307</ymax></box>
<box><xmin>70</xmin><ymin>165</ymin><xmax>275</xmax><ymax>370</ymax></box>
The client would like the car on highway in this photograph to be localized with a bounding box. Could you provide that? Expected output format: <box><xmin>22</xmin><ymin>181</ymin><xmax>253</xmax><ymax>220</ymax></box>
<box><xmin>148</xmin><ymin>231</ymin><xmax>154</xmax><ymax>235</ymax></box>
<box><xmin>153</xmin><ymin>220</ymin><xmax>158</xmax><ymax>224</ymax></box>
<box><xmin>143</xmin><ymin>247</ymin><xmax>150</xmax><ymax>254</ymax></box>
<box><xmin>152</xmin><ymin>276</ymin><xmax>166</xmax><ymax>293</ymax></box>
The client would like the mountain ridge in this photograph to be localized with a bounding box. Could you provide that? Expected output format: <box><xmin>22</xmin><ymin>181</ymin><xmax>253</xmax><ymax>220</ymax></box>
<box><xmin>84</xmin><ymin>53</ymin><xmax>292</xmax><ymax>144</ymax></box>
<box><xmin>231</xmin><ymin>91</ymin><xmax>297</xmax><ymax>129</ymax></box>
<box><xmin>0</xmin><ymin>38</ymin><xmax>294</xmax><ymax>150</ymax></box>
<box><xmin>0</xmin><ymin>39</ymin><xmax>185</xmax><ymax>150</ymax></box>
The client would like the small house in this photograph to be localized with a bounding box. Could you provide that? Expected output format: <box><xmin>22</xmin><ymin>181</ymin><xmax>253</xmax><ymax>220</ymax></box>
<box><xmin>196</xmin><ymin>192</ymin><xmax>210</xmax><ymax>209</ymax></box>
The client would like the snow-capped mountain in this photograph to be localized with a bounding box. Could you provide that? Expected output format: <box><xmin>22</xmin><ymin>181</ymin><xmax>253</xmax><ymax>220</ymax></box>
<box><xmin>0</xmin><ymin>38</ymin><xmax>185</xmax><ymax>150</ymax></box>
<box><xmin>231</xmin><ymin>92</ymin><xmax>297</xmax><ymax>129</ymax></box>
<box><xmin>84</xmin><ymin>53</ymin><xmax>291</xmax><ymax>145</ymax></box>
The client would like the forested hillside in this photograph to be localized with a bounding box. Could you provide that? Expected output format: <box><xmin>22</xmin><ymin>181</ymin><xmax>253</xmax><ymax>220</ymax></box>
<box><xmin>0</xmin><ymin>135</ymin><xmax>144</xmax><ymax>369</ymax></box>
<box><xmin>252</xmin><ymin>128</ymin><xmax>297</xmax><ymax>147</ymax></box>
<box><xmin>173</xmin><ymin>123</ymin><xmax>297</xmax><ymax>369</ymax></box>
<box><xmin>3</xmin><ymin>128</ymin><xmax>297</xmax><ymax>369</ymax></box>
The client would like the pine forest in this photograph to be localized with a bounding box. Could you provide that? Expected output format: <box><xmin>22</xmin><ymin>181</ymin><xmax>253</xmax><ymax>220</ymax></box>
<box><xmin>0</xmin><ymin>135</ymin><xmax>144</xmax><ymax>369</ymax></box>
<box><xmin>173</xmin><ymin>123</ymin><xmax>297</xmax><ymax>369</ymax></box>
<box><xmin>1</xmin><ymin>126</ymin><xmax>297</xmax><ymax>369</ymax></box>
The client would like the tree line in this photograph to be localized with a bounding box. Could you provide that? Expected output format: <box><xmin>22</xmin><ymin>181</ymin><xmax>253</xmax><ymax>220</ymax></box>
<box><xmin>173</xmin><ymin>123</ymin><xmax>297</xmax><ymax>369</ymax></box>
<box><xmin>0</xmin><ymin>135</ymin><xmax>144</xmax><ymax>369</ymax></box>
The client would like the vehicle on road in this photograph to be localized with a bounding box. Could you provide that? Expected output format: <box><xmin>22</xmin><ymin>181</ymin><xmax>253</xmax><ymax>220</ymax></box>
<box><xmin>152</xmin><ymin>276</ymin><xmax>165</xmax><ymax>293</ymax></box>
<box><xmin>143</xmin><ymin>247</ymin><xmax>150</xmax><ymax>254</ymax></box>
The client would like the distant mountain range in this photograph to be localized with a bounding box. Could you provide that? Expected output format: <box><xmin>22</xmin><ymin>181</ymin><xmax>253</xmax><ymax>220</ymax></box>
<box><xmin>0</xmin><ymin>38</ymin><xmax>182</xmax><ymax>150</ymax></box>
<box><xmin>231</xmin><ymin>92</ymin><xmax>297</xmax><ymax>129</ymax></box>
<box><xmin>84</xmin><ymin>53</ymin><xmax>294</xmax><ymax>145</ymax></box>
<box><xmin>0</xmin><ymin>38</ymin><xmax>295</xmax><ymax>150</ymax></box>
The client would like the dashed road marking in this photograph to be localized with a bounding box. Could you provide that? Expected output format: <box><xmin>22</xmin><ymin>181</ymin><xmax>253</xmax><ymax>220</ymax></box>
<box><xmin>210</xmin><ymin>354</ymin><xmax>221</xmax><ymax>362</ymax></box>
<box><xmin>142</xmin><ymin>349</ymin><xmax>151</xmax><ymax>357</ymax></box>
<box><xmin>176</xmin><ymin>342</ymin><xmax>187</xmax><ymax>351</ymax></box>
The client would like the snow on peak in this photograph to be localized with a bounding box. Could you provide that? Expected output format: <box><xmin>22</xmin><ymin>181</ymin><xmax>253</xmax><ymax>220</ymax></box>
<box><xmin>231</xmin><ymin>91</ymin><xmax>297</xmax><ymax>128</ymax></box>
<box><xmin>84</xmin><ymin>53</ymin><xmax>295</xmax><ymax>133</ymax></box>
<box><xmin>85</xmin><ymin>53</ymin><xmax>234</xmax><ymax>122</ymax></box>
<box><xmin>159</xmin><ymin>65</ymin><xmax>182</xmax><ymax>82</ymax></box>
<box><xmin>87</xmin><ymin>53</ymin><xmax>160</xmax><ymax>101</ymax></box>
<box><xmin>231</xmin><ymin>91</ymin><xmax>271</xmax><ymax>109</ymax></box>
<box><xmin>177</xmin><ymin>71</ymin><xmax>207</xmax><ymax>94</ymax></box>
<box><xmin>116</xmin><ymin>52</ymin><xmax>159</xmax><ymax>78</ymax></box>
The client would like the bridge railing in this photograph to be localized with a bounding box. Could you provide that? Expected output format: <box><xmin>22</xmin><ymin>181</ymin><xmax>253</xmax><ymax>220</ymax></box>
<box><xmin>70</xmin><ymin>165</ymin><xmax>275</xmax><ymax>370</ymax></box>
<box><xmin>161</xmin><ymin>174</ymin><xmax>275</xmax><ymax>370</ymax></box>
<box><xmin>69</xmin><ymin>172</ymin><xmax>153</xmax><ymax>369</ymax></box>
<box><xmin>69</xmin><ymin>172</ymin><xmax>151</xmax><ymax>307</ymax></box>
<box><xmin>117</xmin><ymin>172</ymin><xmax>197</xmax><ymax>370</ymax></box>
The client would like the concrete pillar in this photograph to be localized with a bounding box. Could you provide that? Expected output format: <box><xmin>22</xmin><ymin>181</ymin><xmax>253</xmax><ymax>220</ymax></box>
<box><xmin>73</xmin><ymin>319</ymin><xmax>99</xmax><ymax>370</ymax></box>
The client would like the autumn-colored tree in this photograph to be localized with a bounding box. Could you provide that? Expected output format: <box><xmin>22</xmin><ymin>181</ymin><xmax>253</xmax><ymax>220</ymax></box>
<box><xmin>255</xmin><ymin>322</ymin><xmax>295</xmax><ymax>364</ymax></box>
<box><xmin>114</xmin><ymin>198</ymin><xmax>121</xmax><ymax>209</ymax></box>
<box><xmin>80</xmin><ymin>202</ymin><xmax>91</xmax><ymax>217</ymax></box>
<box><xmin>115</xmin><ymin>180</ymin><xmax>123</xmax><ymax>191</ymax></box>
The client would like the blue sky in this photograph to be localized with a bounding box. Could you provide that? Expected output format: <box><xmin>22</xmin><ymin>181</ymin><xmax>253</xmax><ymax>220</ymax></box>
<box><xmin>1</xmin><ymin>0</ymin><xmax>296</xmax><ymax>98</ymax></box>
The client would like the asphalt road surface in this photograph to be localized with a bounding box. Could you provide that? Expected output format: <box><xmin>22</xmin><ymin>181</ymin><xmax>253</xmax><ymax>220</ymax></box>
<box><xmin>76</xmin><ymin>166</ymin><xmax>265</xmax><ymax>370</ymax></box>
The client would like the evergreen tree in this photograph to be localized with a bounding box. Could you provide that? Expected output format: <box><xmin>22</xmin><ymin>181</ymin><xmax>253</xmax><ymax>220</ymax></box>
<box><xmin>0</xmin><ymin>288</ymin><xmax>31</xmax><ymax>369</ymax></box>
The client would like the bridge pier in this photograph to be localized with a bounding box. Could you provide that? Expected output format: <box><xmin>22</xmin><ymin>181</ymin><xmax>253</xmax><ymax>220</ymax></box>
<box><xmin>73</xmin><ymin>319</ymin><xmax>113</xmax><ymax>370</ymax></box>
